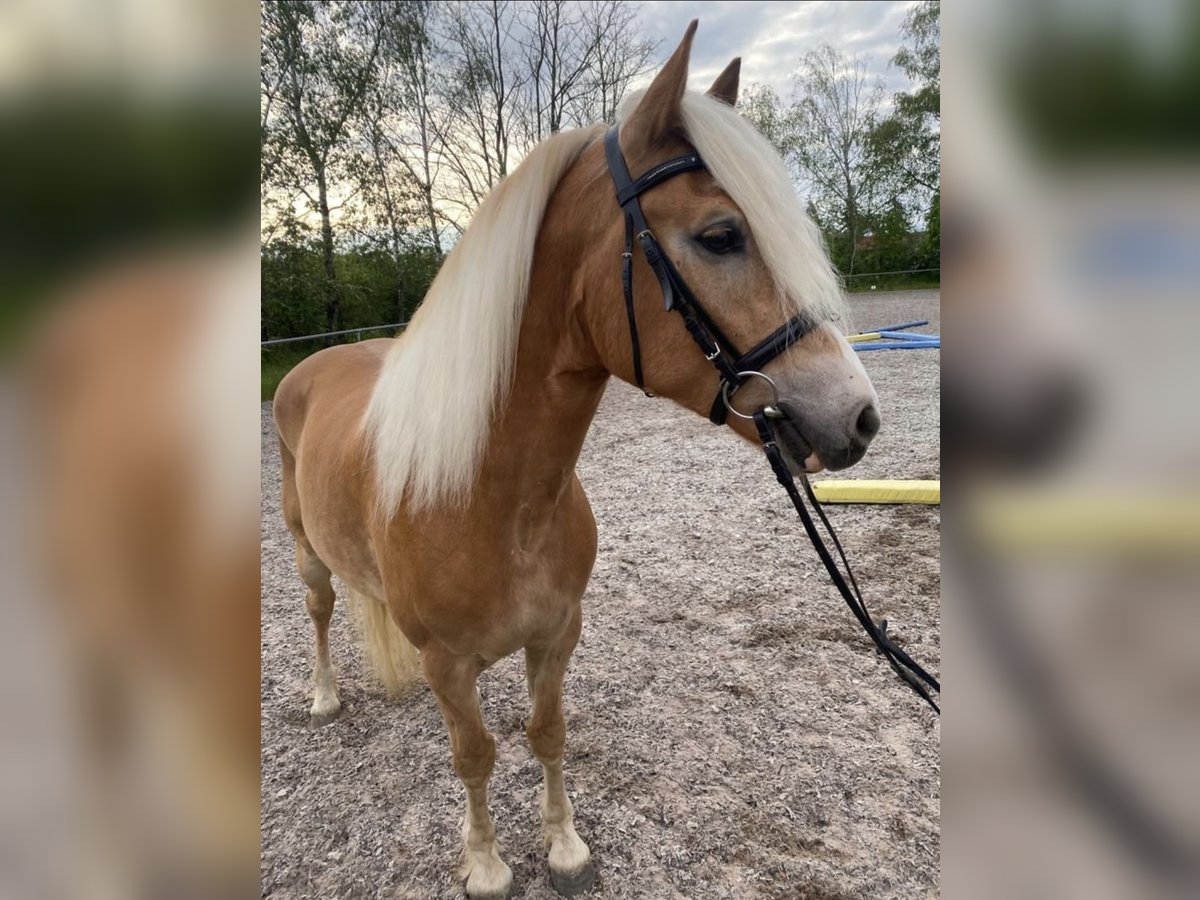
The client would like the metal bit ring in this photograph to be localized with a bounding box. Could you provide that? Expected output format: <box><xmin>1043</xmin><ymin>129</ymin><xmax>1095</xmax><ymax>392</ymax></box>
<box><xmin>721</xmin><ymin>370</ymin><xmax>782</xmax><ymax>420</ymax></box>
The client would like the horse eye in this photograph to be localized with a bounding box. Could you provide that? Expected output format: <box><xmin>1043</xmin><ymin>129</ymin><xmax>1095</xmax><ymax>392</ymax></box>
<box><xmin>697</xmin><ymin>226</ymin><xmax>742</xmax><ymax>255</ymax></box>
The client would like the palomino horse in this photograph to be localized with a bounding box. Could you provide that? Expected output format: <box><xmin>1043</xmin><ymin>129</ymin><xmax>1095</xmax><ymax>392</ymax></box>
<box><xmin>274</xmin><ymin>23</ymin><xmax>879</xmax><ymax>898</ymax></box>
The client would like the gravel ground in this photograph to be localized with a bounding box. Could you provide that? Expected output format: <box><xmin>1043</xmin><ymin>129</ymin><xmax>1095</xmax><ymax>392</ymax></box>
<box><xmin>261</xmin><ymin>290</ymin><xmax>941</xmax><ymax>899</ymax></box>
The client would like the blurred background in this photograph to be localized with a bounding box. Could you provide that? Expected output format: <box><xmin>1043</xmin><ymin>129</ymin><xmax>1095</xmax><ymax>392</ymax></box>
<box><xmin>0</xmin><ymin>0</ymin><xmax>260</xmax><ymax>898</ymax></box>
<box><xmin>943</xmin><ymin>0</ymin><xmax>1200</xmax><ymax>896</ymax></box>
<box><xmin>1</xmin><ymin>0</ymin><xmax>1198</xmax><ymax>896</ymax></box>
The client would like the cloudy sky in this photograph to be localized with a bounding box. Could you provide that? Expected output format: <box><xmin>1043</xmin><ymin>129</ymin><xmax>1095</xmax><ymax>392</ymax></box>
<box><xmin>631</xmin><ymin>1</ymin><xmax>918</xmax><ymax>101</ymax></box>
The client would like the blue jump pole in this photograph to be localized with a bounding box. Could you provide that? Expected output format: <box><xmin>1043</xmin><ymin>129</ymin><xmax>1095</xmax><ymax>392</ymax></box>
<box><xmin>869</xmin><ymin>319</ymin><xmax>928</xmax><ymax>333</ymax></box>
<box><xmin>854</xmin><ymin>340</ymin><xmax>940</xmax><ymax>351</ymax></box>
<box><xmin>877</xmin><ymin>330</ymin><xmax>940</xmax><ymax>341</ymax></box>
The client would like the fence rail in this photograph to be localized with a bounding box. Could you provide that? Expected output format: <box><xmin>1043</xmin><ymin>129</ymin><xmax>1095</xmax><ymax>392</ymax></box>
<box><xmin>841</xmin><ymin>267</ymin><xmax>940</xmax><ymax>280</ymax></box>
<box><xmin>261</xmin><ymin>322</ymin><xmax>407</xmax><ymax>347</ymax></box>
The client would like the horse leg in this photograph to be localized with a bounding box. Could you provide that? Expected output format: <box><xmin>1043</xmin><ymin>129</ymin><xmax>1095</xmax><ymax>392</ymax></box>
<box><xmin>525</xmin><ymin>606</ymin><xmax>593</xmax><ymax>896</ymax></box>
<box><xmin>296</xmin><ymin>541</ymin><xmax>340</xmax><ymax>726</ymax></box>
<box><xmin>423</xmin><ymin>648</ymin><xmax>512</xmax><ymax>900</ymax></box>
<box><xmin>280</xmin><ymin>440</ymin><xmax>340</xmax><ymax>726</ymax></box>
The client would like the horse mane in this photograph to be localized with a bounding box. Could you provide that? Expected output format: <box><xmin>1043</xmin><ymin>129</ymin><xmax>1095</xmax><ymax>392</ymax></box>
<box><xmin>620</xmin><ymin>89</ymin><xmax>847</xmax><ymax>324</ymax></box>
<box><xmin>365</xmin><ymin>90</ymin><xmax>844</xmax><ymax>519</ymax></box>
<box><xmin>364</xmin><ymin>125</ymin><xmax>603</xmax><ymax>517</ymax></box>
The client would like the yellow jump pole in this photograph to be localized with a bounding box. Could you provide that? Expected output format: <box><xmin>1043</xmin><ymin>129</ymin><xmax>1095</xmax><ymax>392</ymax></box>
<box><xmin>811</xmin><ymin>480</ymin><xmax>940</xmax><ymax>504</ymax></box>
<box><xmin>847</xmin><ymin>332</ymin><xmax>882</xmax><ymax>343</ymax></box>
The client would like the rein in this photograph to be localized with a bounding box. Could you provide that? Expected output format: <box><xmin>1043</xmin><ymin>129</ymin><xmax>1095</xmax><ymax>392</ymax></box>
<box><xmin>603</xmin><ymin>125</ymin><xmax>941</xmax><ymax>714</ymax></box>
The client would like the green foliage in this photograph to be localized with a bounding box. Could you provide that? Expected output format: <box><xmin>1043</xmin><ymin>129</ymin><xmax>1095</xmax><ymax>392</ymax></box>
<box><xmin>739</xmin><ymin>84</ymin><xmax>801</xmax><ymax>161</ymax></box>
<box><xmin>894</xmin><ymin>0</ymin><xmax>941</xmax><ymax>100</ymax></box>
<box><xmin>923</xmin><ymin>190</ymin><xmax>940</xmax><ymax>265</ymax></box>
<box><xmin>260</xmin><ymin>235</ymin><xmax>441</xmax><ymax>401</ymax></box>
<box><xmin>860</xmin><ymin>199</ymin><xmax>912</xmax><ymax>274</ymax></box>
<box><xmin>867</xmin><ymin>0</ymin><xmax>940</xmax><ymax>196</ymax></box>
<box><xmin>260</xmin><ymin>237</ymin><xmax>327</xmax><ymax>341</ymax></box>
<box><xmin>261</xmin><ymin>236</ymin><xmax>440</xmax><ymax>343</ymax></box>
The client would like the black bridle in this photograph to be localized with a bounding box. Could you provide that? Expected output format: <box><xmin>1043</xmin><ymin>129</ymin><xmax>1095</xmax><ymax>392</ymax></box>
<box><xmin>603</xmin><ymin>126</ymin><xmax>816</xmax><ymax>425</ymax></box>
<box><xmin>603</xmin><ymin>124</ymin><xmax>941</xmax><ymax>713</ymax></box>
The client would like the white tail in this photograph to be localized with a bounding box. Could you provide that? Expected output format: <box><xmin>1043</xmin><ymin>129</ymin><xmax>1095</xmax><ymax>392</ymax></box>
<box><xmin>349</xmin><ymin>590</ymin><xmax>421</xmax><ymax>696</ymax></box>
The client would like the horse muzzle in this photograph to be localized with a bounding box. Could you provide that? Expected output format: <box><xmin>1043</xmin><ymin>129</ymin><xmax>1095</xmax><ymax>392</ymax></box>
<box><xmin>776</xmin><ymin>398</ymin><xmax>880</xmax><ymax>473</ymax></box>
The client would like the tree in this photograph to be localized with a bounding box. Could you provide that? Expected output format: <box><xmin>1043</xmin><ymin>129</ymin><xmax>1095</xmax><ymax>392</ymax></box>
<box><xmin>347</xmin><ymin>0</ymin><xmax>443</xmax><ymax>316</ymax></box>
<box><xmin>861</xmin><ymin>197</ymin><xmax>911</xmax><ymax>274</ymax></box>
<box><xmin>428</xmin><ymin>0</ymin><xmax>654</xmax><ymax>231</ymax></box>
<box><xmin>381</xmin><ymin>0</ymin><xmax>446</xmax><ymax>254</ymax></box>
<box><xmin>922</xmin><ymin>189</ymin><xmax>939</xmax><ymax>267</ymax></box>
<box><xmin>519</xmin><ymin>0</ymin><xmax>592</xmax><ymax>140</ymax></box>
<box><xmin>261</xmin><ymin>0</ymin><xmax>383</xmax><ymax>333</ymax></box>
<box><xmin>261</xmin><ymin>0</ymin><xmax>668</xmax><ymax>341</ymax></box>
<box><xmin>739</xmin><ymin>83</ymin><xmax>802</xmax><ymax>160</ymax></box>
<box><xmin>517</xmin><ymin>0</ymin><xmax>656</xmax><ymax>135</ymax></box>
<box><xmin>577</xmin><ymin>1</ymin><xmax>657</xmax><ymax>124</ymax></box>
<box><xmin>868</xmin><ymin>1</ymin><xmax>940</xmax><ymax>198</ymax></box>
<box><xmin>790</xmin><ymin>44</ymin><xmax>889</xmax><ymax>276</ymax></box>
<box><xmin>432</xmin><ymin>0</ymin><xmax>522</xmax><ymax>221</ymax></box>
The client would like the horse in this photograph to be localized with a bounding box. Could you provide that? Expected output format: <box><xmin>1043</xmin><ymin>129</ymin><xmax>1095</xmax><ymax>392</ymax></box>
<box><xmin>272</xmin><ymin>22</ymin><xmax>879</xmax><ymax>899</ymax></box>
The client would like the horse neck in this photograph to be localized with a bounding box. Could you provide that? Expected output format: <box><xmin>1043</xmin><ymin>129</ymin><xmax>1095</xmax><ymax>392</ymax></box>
<box><xmin>480</xmin><ymin>205</ymin><xmax>610</xmax><ymax>510</ymax></box>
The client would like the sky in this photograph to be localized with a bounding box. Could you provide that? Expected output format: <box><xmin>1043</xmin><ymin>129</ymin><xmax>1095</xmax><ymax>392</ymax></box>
<box><xmin>632</xmin><ymin>1</ymin><xmax>919</xmax><ymax>102</ymax></box>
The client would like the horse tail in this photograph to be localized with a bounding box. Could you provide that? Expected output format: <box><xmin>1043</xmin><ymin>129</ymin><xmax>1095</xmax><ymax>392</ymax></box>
<box><xmin>349</xmin><ymin>590</ymin><xmax>421</xmax><ymax>696</ymax></box>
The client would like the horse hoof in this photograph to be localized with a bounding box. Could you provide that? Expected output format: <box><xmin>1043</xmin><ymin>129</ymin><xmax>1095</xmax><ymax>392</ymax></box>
<box><xmin>308</xmin><ymin>706</ymin><xmax>341</xmax><ymax>728</ymax></box>
<box><xmin>465</xmin><ymin>876</ymin><xmax>511</xmax><ymax>900</ymax></box>
<box><xmin>550</xmin><ymin>861</ymin><xmax>595</xmax><ymax>896</ymax></box>
<box><xmin>464</xmin><ymin>855</ymin><xmax>513</xmax><ymax>899</ymax></box>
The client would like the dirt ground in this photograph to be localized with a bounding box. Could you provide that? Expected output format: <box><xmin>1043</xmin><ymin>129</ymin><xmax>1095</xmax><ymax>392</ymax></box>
<box><xmin>261</xmin><ymin>290</ymin><xmax>941</xmax><ymax>899</ymax></box>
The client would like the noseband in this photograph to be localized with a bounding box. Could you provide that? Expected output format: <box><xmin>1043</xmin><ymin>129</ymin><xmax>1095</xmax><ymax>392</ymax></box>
<box><xmin>603</xmin><ymin>124</ymin><xmax>941</xmax><ymax>713</ymax></box>
<box><xmin>603</xmin><ymin>125</ymin><xmax>816</xmax><ymax>424</ymax></box>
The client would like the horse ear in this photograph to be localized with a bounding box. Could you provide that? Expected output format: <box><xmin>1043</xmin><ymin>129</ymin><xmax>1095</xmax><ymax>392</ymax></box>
<box><xmin>706</xmin><ymin>57</ymin><xmax>741</xmax><ymax>106</ymax></box>
<box><xmin>622</xmin><ymin>20</ymin><xmax>697</xmax><ymax>153</ymax></box>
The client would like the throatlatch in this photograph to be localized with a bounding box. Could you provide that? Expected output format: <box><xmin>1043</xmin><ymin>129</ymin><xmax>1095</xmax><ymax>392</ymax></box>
<box><xmin>604</xmin><ymin>124</ymin><xmax>941</xmax><ymax>713</ymax></box>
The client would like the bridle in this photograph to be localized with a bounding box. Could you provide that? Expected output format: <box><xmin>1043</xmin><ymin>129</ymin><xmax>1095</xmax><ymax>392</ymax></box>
<box><xmin>603</xmin><ymin>124</ymin><xmax>941</xmax><ymax>713</ymax></box>
<box><xmin>603</xmin><ymin>125</ymin><xmax>814</xmax><ymax>424</ymax></box>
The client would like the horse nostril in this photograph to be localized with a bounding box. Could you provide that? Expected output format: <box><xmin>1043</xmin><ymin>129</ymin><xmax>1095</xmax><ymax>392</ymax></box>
<box><xmin>855</xmin><ymin>403</ymin><xmax>881</xmax><ymax>443</ymax></box>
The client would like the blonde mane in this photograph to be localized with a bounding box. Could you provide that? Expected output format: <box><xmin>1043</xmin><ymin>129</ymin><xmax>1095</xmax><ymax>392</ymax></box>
<box><xmin>364</xmin><ymin>126</ymin><xmax>601</xmax><ymax>518</ymax></box>
<box><xmin>620</xmin><ymin>89</ymin><xmax>846</xmax><ymax>322</ymax></box>
<box><xmin>366</xmin><ymin>90</ymin><xmax>843</xmax><ymax>519</ymax></box>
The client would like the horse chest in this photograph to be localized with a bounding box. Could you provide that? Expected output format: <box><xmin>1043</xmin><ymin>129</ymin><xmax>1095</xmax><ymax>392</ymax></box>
<box><xmin>413</xmin><ymin>493</ymin><xmax>594</xmax><ymax>642</ymax></box>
